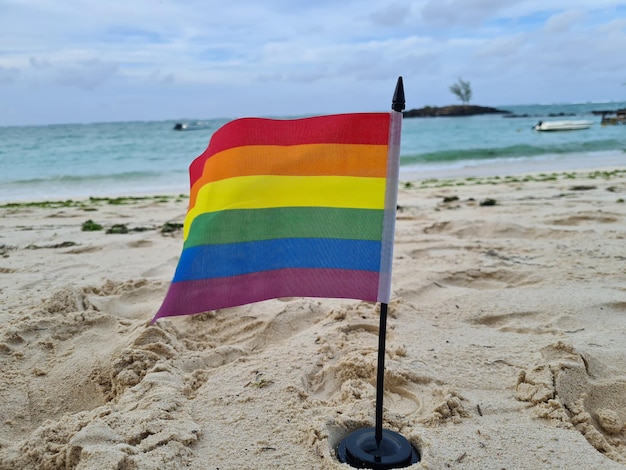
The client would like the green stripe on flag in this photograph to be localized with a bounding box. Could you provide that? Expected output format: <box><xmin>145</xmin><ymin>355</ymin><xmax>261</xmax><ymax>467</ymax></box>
<box><xmin>184</xmin><ymin>207</ymin><xmax>384</xmax><ymax>248</ymax></box>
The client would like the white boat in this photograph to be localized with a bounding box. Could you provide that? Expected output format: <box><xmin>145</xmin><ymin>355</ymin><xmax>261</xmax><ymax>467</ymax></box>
<box><xmin>533</xmin><ymin>120</ymin><xmax>593</xmax><ymax>131</ymax></box>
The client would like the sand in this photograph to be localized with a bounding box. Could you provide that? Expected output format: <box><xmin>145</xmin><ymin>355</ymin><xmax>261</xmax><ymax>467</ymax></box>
<box><xmin>0</xmin><ymin>168</ymin><xmax>625</xmax><ymax>469</ymax></box>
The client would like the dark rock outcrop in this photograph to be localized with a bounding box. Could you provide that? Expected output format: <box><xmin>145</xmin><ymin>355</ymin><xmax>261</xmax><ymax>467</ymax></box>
<box><xmin>403</xmin><ymin>105</ymin><xmax>511</xmax><ymax>118</ymax></box>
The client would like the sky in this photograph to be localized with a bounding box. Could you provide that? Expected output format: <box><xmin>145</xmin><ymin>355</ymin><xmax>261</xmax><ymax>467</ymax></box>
<box><xmin>1</xmin><ymin>0</ymin><xmax>626</xmax><ymax>126</ymax></box>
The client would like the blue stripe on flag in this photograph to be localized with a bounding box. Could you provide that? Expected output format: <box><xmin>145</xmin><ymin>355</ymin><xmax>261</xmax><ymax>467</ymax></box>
<box><xmin>173</xmin><ymin>238</ymin><xmax>381</xmax><ymax>281</ymax></box>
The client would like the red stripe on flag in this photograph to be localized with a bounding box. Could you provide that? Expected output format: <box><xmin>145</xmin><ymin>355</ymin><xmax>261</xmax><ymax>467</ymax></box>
<box><xmin>189</xmin><ymin>113</ymin><xmax>390</xmax><ymax>187</ymax></box>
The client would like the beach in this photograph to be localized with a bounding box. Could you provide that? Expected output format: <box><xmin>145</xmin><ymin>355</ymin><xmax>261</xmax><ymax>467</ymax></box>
<box><xmin>1</xmin><ymin>167</ymin><xmax>625</xmax><ymax>469</ymax></box>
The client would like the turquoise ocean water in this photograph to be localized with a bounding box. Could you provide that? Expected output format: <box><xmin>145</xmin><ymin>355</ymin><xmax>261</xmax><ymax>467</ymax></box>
<box><xmin>0</xmin><ymin>102</ymin><xmax>625</xmax><ymax>202</ymax></box>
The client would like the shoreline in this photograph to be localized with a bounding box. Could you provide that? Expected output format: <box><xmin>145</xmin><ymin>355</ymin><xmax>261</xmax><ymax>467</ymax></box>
<box><xmin>1</xmin><ymin>147</ymin><xmax>624</xmax><ymax>205</ymax></box>
<box><xmin>400</xmin><ymin>152</ymin><xmax>626</xmax><ymax>181</ymax></box>
<box><xmin>1</xmin><ymin>163</ymin><xmax>625</xmax><ymax>206</ymax></box>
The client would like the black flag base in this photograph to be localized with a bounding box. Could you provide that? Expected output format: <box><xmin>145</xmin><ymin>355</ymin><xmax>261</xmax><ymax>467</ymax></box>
<box><xmin>336</xmin><ymin>427</ymin><xmax>420</xmax><ymax>469</ymax></box>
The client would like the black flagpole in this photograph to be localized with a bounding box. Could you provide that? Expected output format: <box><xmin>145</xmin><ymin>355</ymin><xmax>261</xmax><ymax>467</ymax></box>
<box><xmin>336</xmin><ymin>77</ymin><xmax>419</xmax><ymax>469</ymax></box>
<box><xmin>375</xmin><ymin>302</ymin><xmax>389</xmax><ymax>446</ymax></box>
<box><xmin>374</xmin><ymin>75</ymin><xmax>407</xmax><ymax>446</ymax></box>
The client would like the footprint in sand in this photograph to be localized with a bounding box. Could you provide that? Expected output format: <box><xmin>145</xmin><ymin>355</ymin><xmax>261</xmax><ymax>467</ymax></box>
<box><xmin>175</xmin><ymin>299</ymin><xmax>328</xmax><ymax>353</ymax></box>
<box><xmin>0</xmin><ymin>286</ymin><xmax>118</xmax><ymax>429</ymax></box>
<box><xmin>86</xmin><ymin>279</ymin><xmax>168</xmax><ymax>320</ymax></box>
<box><xmin>423</xmin><ymin>219</ymin><xmax>562</xmax><ymax>240</ymax></box>
<box><xmin>302</xmin><ymin>305</ymin><xmax>469</xmax><ymax>429</ymax></box>
<box><xmin>548</xmin><ymin>211</ymin><xmax>621</xmax><ymax>226</ymax></box>
<box><xmin>516</xmin><ymin>341</ymin><xmax>626</xmax><ymax>464</ymax></box>
<box><xmin>436</xmin><ymin>267</ymin><xmax>541</xmax><ymax>290</ymax></box>
<box><xmin>469</xmin><ymin>310</ymin><xmax>562</xmax><ymax>335</ymax></box>
<box><xmin>305</xmin><ymin>348</ymin><xmax>463</xmax><ymax>424</ymax></box>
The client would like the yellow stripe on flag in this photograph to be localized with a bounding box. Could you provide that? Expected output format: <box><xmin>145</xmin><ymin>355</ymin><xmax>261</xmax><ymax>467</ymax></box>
<box><xmin>184</xmin><ymin>175</ymin><xmax>386</xmax><ymax>240</ymax></box>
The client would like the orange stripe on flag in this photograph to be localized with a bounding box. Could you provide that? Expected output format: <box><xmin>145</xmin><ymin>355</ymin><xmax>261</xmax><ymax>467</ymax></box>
<box><xmin>189</xmin><ymin>143</ymin><xmax>388</xmax><ymax>210</ymax></box>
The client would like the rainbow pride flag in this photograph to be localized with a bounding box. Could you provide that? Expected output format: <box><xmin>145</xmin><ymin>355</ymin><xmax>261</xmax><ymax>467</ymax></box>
<box><xmin>153</xmin><ymin>111</ymin><xmax>402</xmax><ymax>321</ymax></box>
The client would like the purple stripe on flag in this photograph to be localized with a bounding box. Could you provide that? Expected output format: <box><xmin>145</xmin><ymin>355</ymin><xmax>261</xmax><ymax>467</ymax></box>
<box><xmin>153</xmin><ymin>268</ymin><xmax>379</xmax><ymax>321</ymax></box>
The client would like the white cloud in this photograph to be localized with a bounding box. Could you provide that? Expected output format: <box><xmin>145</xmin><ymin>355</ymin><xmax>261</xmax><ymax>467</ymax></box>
<box><xmin>0</xmin><ymin>65</ymin><xmax>20</xmax><ymax>84</ymax></box>
<box><xmin>543</xmin><ymin>10</ymin><xmax>586</xmax><ymax>33</ymax></box>
<box><xmin>54</xmin><ymin>59</ymin><xmax>119</xmax><ymax>90</ymax></box>
<box><xmin>0</xmin><ymin>0</ymin><xmax>625</xmax><ymax>125</ymax></box>
<box><xmin>597</xmin><ymin>17</ymin><xmax>626</xmax><ymax>33</ymax></box>
<box><xmin>369</xmin><ymin>2</ymin><xmax>415</xmax><ymax>27</ymax></box>
<box><xmin>473</xmin><ymin>34</ymin><xmax>526</xmax><ymax>59</ymax></box>
<box><xmin>21</xmin><ymin>56</ymin><xmax>118</xmax><ymax>89</ymax></box>
<box><xmin>421</xmin><ymin>0</ymin><xmax>509</xmax><ymax>26</ymax></box>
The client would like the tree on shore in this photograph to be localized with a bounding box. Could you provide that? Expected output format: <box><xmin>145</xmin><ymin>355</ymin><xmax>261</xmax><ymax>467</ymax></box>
<box><xmin>450</xmin><ymin>78</ymin><xmax>472</xmax><ymax>105</ymax></box>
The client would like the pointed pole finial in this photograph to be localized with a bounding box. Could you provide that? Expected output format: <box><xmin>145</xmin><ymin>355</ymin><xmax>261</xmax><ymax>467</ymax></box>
<box><xmin>392</xmin><ymin>76</ymin><xmax>405</xmax><ymax>112</ymax></box>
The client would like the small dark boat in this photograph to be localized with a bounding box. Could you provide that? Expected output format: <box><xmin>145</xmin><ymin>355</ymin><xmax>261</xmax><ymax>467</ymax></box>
<box><xmin>173</xmin><ymin>122</ymin><xmax>210</xmax><ymax>131</ymax></box>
